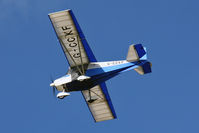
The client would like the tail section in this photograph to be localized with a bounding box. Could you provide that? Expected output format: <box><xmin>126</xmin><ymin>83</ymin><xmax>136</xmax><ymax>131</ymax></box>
<box><xmin>126</xmin><ymin>44</ymin><xmax>146</xmax><ymax>62</ymax></box>
<box><xmin>134</xmin><ymin>61</ymin><xmax>152</xmax><ymax>75</ymax></box>
<box><xmin>126</xmin><ymin>44</ymin><xmax>152</xmax><ymax>75</ymax></box>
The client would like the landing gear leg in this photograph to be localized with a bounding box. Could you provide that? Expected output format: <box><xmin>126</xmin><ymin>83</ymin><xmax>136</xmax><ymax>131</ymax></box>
<box><xmin>57</xmin><ymin>89</ymin><xmax>70</xmax><ymax>99</ymax></box>
<box><xmin>87</xmin><ymin>89</ymin><xmax>96</xmax><ymax>103</ymax></box>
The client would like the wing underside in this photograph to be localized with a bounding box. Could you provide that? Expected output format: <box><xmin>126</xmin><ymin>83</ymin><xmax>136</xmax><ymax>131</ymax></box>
<box><xmin>49</xmin><ymin>10</ymin><xmax>96</xmax><ymax>74</ymax></box>
<box><xmin>82</xmin><ymin>82</ymin><xmax>117</xmax><ymax>122</ymax></box>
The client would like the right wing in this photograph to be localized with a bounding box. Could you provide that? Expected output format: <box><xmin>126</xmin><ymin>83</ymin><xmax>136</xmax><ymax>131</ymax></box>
<box><xmin>48</xmin><ymin>10</ymin><xmax>96</xmax><ymax>74</ymax></box>
<box><xmin>81</xmin><ymin>82</ymin><xmax>117</xmax><ymax>122</ymax></box>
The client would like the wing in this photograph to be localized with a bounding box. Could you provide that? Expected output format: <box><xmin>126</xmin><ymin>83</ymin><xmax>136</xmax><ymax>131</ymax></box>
<box><xmin>48</xmin><ymin>9</ymin><xmax>96</xmax><ymax>74</ymax></box>
<box><xmin>81</xmin><ymin>82</ymin><xmax>117</xmax><ymax>122</ymax></box>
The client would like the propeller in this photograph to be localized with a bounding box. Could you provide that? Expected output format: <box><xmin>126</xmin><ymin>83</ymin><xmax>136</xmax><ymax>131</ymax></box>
<box><xmin>50</xmin><ymin>76</ymin><xmax>56</xmax><ymax>97</ymax></box>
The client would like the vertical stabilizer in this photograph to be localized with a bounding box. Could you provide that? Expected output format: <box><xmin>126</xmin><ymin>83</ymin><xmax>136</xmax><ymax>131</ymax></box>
<box><xmin>126</xmin><ymin>44</ymin><xmax>152</xmax><ymax>75</ymax></box>
<box><xmin>126</xmin><ymin>44</ymin><xmax>146</xmax><ymax>62</ymax></box>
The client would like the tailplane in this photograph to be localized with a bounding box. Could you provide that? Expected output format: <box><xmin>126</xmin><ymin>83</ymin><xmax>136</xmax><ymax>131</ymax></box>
<box><xmin>134</xmin><ymin>61</ymin><xmax>152</xmax><ymax>75</ymax></box>
<box><xmin>126</xmin><ymin>44</ymin><xmax>152</xmax><ymax>75</ymax></box>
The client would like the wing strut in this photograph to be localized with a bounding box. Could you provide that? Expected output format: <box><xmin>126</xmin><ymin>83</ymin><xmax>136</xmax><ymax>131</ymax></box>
<box><xmin>90</xmin><ymin>90</ymin><xmax>104</xmax><ymax>100</ymax></box>
<box><xmin>59</xmin><ymin>38</ymin><xmax>83</xmax><ymax>75</ymax></box>
<box><xmin>77</xmin><ymin>35</ymin><xmax>85</xmax><ymax>75</ymax></box>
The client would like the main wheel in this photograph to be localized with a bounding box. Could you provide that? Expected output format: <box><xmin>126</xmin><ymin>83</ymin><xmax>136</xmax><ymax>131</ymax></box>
<box><xmin>58</xmin><ymin>96</ymin><xmax>65</xmax><ymax>99</ymax></box>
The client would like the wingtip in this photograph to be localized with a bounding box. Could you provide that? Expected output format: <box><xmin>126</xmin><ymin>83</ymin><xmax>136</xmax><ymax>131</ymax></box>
<box><xmin>48</xmin><ymin>9</ymin><xmax>72</xmax><ymax>16</ymax></box>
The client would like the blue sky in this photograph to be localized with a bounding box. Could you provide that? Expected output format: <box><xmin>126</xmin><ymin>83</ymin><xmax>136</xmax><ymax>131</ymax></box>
<box><xmin>0</xmin><ymin>0</ymin><xmax>199</xmax><ymax>132</ymax></box>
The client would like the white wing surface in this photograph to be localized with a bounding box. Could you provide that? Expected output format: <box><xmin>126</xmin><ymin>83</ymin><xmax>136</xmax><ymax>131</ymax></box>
<box><xmin>82</xmin><ymin>83</ymin><xmax>117</xmax><ymax>122</ymax></box>
<box><xmin>49</xmin><ymin>10</ymin><xmax>96</xmax><ymax>74</ymax></box>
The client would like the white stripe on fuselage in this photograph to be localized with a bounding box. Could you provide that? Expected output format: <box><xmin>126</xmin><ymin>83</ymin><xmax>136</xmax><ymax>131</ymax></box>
<box><xmin>87</xmin><ymin>60</ymin><xmax>129</xmax><ymax>69</ymax></box>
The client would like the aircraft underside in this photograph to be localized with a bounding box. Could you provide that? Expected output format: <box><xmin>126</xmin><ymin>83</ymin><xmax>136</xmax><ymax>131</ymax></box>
<box><xmin>64</xmin><ymin>64</ymin><xmax>134</xmax><ymax>92</ymax></box>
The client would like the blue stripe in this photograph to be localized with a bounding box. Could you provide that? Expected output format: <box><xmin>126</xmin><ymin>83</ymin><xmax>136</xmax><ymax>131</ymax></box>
<box><xmin>69</xmin><ymin>10</ymin><xmax>97</xmax><ymax>62</ymax></box>
<box><xmin>141</xmin><ymin>61</ymin><xmax>152</xmax><ymax>74</ymax></box>
<box><xmin>134</xmin><ymin>44</ymin><xmax>146</xmax><ymax>58</ymax></box>
<box><xmin>62</xmin><ymin>74</ymin><xmax>70</xmax><ymax>77</ymax></box>
<box><xmin>86</xmin><ymin>62</ymin><xmax>138</xmax><ymax>77</ymax></box>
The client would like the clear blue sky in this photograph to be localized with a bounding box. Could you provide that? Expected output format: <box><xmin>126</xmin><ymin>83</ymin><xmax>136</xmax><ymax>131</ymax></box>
<box><xmin>0</xmin><ymin>0</ymin><xmax>199</xmax><ymax>132</ymax></box>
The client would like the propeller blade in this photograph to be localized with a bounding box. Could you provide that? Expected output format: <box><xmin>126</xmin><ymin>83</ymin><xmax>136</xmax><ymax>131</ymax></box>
<box><xmin>53</xmin><ymin>86</ymin><xmax>56</xmax><ymax>97</ymax></box>
<box><xmin>50</xmin><ymin>75</ymin><xmax>56</xmax><ymax>97</ymax></box>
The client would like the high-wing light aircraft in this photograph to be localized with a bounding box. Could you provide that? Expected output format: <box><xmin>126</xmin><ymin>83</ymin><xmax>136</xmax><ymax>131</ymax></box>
<box><xmin>48</xmin><ymin>9</ymin><xmax>152</xmax><ymax>122</ymax></box>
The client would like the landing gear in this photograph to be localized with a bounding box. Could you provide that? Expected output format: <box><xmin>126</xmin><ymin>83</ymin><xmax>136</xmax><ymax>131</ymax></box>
<box><xmin>57</xmin><ymin>90</ymin><xmax>70</xmax><ymax>99</ymax></box>
<box><xmin>58</xmin><ymin>96</ymin><xmax>65</xmax><ymax>99</ymax></box>
<box><xmin>77</xmin><ymin>75</ymin><xmax>90</xmax><ymax>81</ymax></box>
<box><xmin>88</xmin><ymin>99</ymin><xmax>96</xmax><ymax>103</ymax></box>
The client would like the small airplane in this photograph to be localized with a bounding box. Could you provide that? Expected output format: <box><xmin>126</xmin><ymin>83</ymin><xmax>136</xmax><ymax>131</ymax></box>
<box><xmin>48</xmin><ymin>9</ymin><xmax>152</xmax><ymax>122</ymax></box>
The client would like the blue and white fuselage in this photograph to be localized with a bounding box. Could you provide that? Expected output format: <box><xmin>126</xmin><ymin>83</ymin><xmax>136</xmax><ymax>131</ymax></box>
<box><xmin>52</xmin><ymin>58</ymin><xmax>151</xmax><ymax>93</ymax></box>
<box><xmin>50</xmin><ymin>44</ymin><xmax>152</xmax><ymax>100</ymax></box>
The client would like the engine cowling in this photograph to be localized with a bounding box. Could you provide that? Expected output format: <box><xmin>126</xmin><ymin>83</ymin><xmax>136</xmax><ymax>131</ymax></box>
<box><xmin>50</xmin><ymin>74</ymin><xmax>72</xmax><ymax>87</ymax></box>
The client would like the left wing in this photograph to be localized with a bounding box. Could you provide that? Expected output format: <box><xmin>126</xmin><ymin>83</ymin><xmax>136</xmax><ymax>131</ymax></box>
<box><xmin>48</xmin><ymin>10</ymin><xmax>96</xmax><ymax>74</ymax></box>
<box><xmin>81</xmin><ymin>82</ymin><xmax>117</xmax><ymax>122</ymax></box>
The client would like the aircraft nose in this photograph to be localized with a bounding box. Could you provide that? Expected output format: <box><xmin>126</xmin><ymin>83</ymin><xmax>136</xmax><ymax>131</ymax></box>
<box><xmin>50</xmin><ymin>83</ymin><xmax>55</xmax><ymax>87</ymax></box>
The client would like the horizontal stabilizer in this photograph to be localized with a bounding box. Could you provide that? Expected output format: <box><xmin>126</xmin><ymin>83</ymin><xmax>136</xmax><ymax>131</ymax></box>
<box><xmin>134</xmin><ymin>61</ymin><xmax>152</xmax><ymax>75</ymax></box>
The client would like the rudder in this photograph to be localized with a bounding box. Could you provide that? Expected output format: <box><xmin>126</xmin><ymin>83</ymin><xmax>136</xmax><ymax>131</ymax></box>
<box><xmin>126</xmin><ymin>44</ymin><xmax>146</xmax><ymax>62</ymax></box>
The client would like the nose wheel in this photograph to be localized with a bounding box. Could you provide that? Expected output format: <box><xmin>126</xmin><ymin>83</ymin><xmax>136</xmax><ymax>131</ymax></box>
<box><xmin>57</xmin><ymin>90</ymin><xmax>70</xmax><ymax>99</ymax></box>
